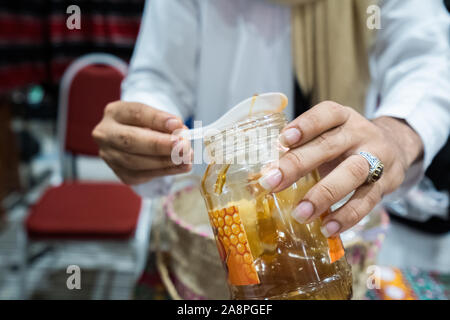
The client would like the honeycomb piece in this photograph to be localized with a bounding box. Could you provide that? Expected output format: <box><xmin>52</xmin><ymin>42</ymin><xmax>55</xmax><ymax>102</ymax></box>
<box><xmin>209</xmin><ymin>205</ymin><xmax>260</xmax><ymax>286</ymax></box>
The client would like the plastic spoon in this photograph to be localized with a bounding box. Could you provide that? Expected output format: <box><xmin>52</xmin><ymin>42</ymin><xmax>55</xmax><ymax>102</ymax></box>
<box><xmin>180</xmin><ymin>92</ymin><xmax>288</xmax><ymax>140</ymax></box>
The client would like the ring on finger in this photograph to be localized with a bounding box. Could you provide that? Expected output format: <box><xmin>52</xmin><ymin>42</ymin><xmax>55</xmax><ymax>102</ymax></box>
<box><xmin>358</xmin><ymin>151</ymin><xmax>384</xmax><ymax>184</ymax></box>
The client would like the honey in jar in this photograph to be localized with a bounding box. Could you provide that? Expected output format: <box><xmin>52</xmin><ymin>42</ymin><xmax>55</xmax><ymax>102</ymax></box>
<box><xmin>200</xmin><ymin>112</ymin><xmax>352</xmax><ymax>300</ymax></box>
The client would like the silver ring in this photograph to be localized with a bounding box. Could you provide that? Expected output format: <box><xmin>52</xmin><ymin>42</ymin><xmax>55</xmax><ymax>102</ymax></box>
<box><xmin>359</xmin><ymin>151</ymin><xmax>384</xmax><ymax>184</ymax></box>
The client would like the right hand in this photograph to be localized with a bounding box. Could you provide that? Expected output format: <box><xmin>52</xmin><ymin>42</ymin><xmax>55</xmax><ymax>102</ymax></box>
<box><xmin>92</xmin><ymin>101</ymin><xmax>192</xmax><ymax>185</ymax></box>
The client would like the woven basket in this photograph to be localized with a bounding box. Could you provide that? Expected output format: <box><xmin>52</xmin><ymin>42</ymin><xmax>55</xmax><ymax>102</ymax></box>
<box><xmin>157</xmin><ymin>180</ymin><xmax>389</xmax><ymax>300</ymax></box>
<box><xmin>157</xmin><ymin>181</ymin><xmax>229</xmax><ymax>300</ymax></box>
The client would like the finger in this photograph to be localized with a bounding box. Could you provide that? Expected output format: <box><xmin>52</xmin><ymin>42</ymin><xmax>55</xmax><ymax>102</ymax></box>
<box><xmin>108</xmin><ymin>101</ymin><xmax>184</xmax><ymax>133</ymax></box>
<box><xmin>99</xmin><ymin>148</ymin><xmax>180</xmax><ymax>171</ymax></box>
<box><xmin>279</xmin><ymin>101</ymin><xmax>351</xmax><ymax>148</ymax></box>
<box><xmin>259</xmin><ymin>125</ymin><xmax>353</xmax><ymax>192</ymax></box>
<box><xmin>107</xmin><ymin>161</ymin><xmax>192</xmax><ymax>185</ymax></box>
<box><xmin>319</xmin><ymin>182</ymin><xmax>383</xmax><ymax>237</ymax></box>
<box><xmin>106</xmin><ymin>123</ymin><xmax>186</xmax><ymax>156</ymax></box>
<box><xmin>290</xmin><ymin>155</ymin><xmax>369</xmax><ymax>224</ymax></box>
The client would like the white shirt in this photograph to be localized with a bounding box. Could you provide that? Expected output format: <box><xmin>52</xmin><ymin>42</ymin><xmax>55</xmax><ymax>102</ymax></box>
<box><xmin>122</xmin><ymin>0</ymin><xmax>450</xmax><ymax>197</ymax></box>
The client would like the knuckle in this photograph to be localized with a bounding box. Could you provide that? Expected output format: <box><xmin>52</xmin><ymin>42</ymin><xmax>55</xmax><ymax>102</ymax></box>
<box><xmin>116</xmin><ymin>130</ymin><xmax>134</xmax><ymax>150</ymax></box>
<box><xmin>304</xmin><ymin>112</ymin><xmax>321</xmax><ymax>130</ymax></box>
<box><xmin>283</xmin><ymin>151</ymin><xmax>304</xmax><ymax>171</ymax></box>
<box><xmin>91</xmin><ymin>125</ymin><xmax>103</xmax><ymax>142</ymax></box>
<box><xmin>315</xmin><ymin>182</ymin><xmax>338</xmax><ymax>204</ymax></box>
<box><xmin>345</xmin><ymin>202</ymin><xmax>362</xmax><ymax>225</ymax></box>
<box><xmin>321</xmin><ymin>101</ymin><xmax>347</xmax><ymax>119</ymax></box>
<box><xmin>150</xmin><ymin>111</ymin><xmax>158</xmax><ymax>129</ymax></box>
<box><xmin>322</xmin><ymin>100</ymin><xmax>343</xmax><ymax>112</ymax></box>
<box><xmin>348</xmin><ymin>156</ymin><xmax>369</xmax><ymax>182</ymax></box>
<box><xmin>151</xmin><ymin>134</ymin><xmax>168</xmax><ymax>154</ymax></box>
<box><xmin>316</xmin><ymin>129</ymin><xmax>342</xmax><ymax>159</ymax></box>
<box><xmin>148</xmin><ymin>137</ymin><xmax>159</xmax><ymax>155</ymax></box>
<box><xmin>129</xmin><ymin>104</ymin><xmax>143</xmax><ymax>123</ymax></box>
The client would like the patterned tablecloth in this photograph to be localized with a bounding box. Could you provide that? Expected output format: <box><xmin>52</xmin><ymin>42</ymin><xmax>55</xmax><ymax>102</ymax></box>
<box><xmin>134</xmin><ymin>253</ymin><xmax>450</xmax><ymax>301</ymax></box>
<box><xmin>365</xmin><ymin>266</ymin><xmax>450</xmax><ymax>300</ymax></box>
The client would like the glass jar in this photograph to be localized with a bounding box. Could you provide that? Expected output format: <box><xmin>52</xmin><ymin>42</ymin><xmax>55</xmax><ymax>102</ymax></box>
<box><xmin>200</xmin><ymin>112</ymin><xmax>352</xmax><ymax>300</ymax></box>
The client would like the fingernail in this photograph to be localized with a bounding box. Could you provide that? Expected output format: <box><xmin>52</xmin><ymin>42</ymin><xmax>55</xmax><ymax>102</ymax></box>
<box><xmin>258</xmin><ymin>169</ymin><xmax>282</xmax><ymax>191</ymax></box>
<box><xmin>292</xmin><ymin>201</ymin><xmax>314</xmax><ymax>223</ymax></box>
<box><xmin>320</xmin><ymin>221</ymin><xmax>341</xmax><ymax>238</ymax></box>
<box><xmin>165</xmin><ymin>118</ymin><xmax>182</xmax><ymax>131</ymax></box>
<box><xmin>280</xmin><ymin>128</ymin><xmax>301</xmax><ymax>147</ymax></box>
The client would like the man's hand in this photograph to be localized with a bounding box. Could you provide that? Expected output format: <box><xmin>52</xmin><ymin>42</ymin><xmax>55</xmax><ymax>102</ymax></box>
<box><xmin>258</xmin><ymin>101</ymin><xmax>423</xmax><ymax>237</ymax></box>
<box><xmin>92</xmin><ymin>101</ymin><xmax>192</xmax><ymax>185</ymax></box>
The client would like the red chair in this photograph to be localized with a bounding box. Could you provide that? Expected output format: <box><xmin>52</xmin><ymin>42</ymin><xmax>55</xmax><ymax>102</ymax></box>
<box><xmin>19</xmin><ymin>54</ymin><xmax>152</xmax><ymax>299</ymax></box>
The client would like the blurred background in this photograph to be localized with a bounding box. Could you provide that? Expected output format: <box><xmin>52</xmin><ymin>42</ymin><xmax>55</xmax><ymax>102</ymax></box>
<box><xmin>0</xmin><ymin>0</ymin><xmax>449</xmax><ymax>300</ymax></box>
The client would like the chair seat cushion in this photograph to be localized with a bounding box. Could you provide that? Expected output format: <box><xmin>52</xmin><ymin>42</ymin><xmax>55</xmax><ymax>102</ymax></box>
<box><xmin>26</xmin><ymin>182</ymin><xmax>142</xmax><ymax>239</ymax></box>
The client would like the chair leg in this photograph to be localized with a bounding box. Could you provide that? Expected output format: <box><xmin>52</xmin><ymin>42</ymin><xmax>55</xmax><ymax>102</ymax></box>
<box><xmin>17</xmin><ymin>229</ymin><xmax>28</xmax><ymax>299</ymax></box>
<box><xmin>133</xmin><ymin>200</ymin><xmax>153</xmax><ymax>281</ymax></box>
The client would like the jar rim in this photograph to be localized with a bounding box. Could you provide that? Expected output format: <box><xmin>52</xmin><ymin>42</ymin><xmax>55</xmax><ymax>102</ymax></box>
<box><xmin>204</xmin><ymin>112</ymin><xmax>287</xmax><ymax>143</ymax></box>
<box><xmin>204</xmin><ymin>112</ymin><xmax>288</xmax><ymax>165</ymax></box>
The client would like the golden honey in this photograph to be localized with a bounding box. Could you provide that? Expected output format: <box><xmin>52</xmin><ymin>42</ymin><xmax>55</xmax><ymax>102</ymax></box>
<box><xmin>200</xmin><ymin>112</ymin><xmax>352</xmax><ymax>300</ymax></box>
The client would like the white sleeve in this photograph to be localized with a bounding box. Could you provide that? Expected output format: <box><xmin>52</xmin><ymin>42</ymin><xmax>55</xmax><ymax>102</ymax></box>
<box><xmin>121</xmin><ymin>0</ymin><xmax>200</xmax><ymax>198</ymax></box>
<box><xmin>366</xmin><ymin>0</ymin><xmax>450</xmax><ymax>191</ymax></box>
<box><xmin>121</xmin><ymin>0</ymin><xmax>199</xmax><ymax>120</ymax></box>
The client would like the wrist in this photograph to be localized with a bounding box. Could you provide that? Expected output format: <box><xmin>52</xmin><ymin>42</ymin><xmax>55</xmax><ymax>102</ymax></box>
<box><xmin>372</xmin><ymin>116</ymin><xmax>424</xmax><ymax>171</ymax></box>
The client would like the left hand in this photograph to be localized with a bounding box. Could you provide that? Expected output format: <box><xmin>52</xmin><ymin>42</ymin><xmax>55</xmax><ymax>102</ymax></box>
<box><xmin>258</xmin><ymin>101</ymin><xmax>423</xmax><ymax>237</ymax></box>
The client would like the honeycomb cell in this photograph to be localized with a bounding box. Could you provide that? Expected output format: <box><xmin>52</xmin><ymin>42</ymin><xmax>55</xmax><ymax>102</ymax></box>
<box><xmin>218</xmin><ymin>217</ymin><xmax>225</xmax><ymax>227</ymax></box>
<box><xmin>229</xmin><ymin>234</ymin><xmax>238</xmax><ymax>245</ymax></box>
<box><xmin>231</xmin><ymin>224</ymin><xmax>241</xmax><ymax>235</ymax></box>
<box><xmin>223</xmin><ymin>225</ymin><xmax>232</xmax><ymax>236</ymax></box>
<box><xmin>225</xmin><ymin>215</ymin><xmax>233</xmax><ymax>226</ymax></box>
